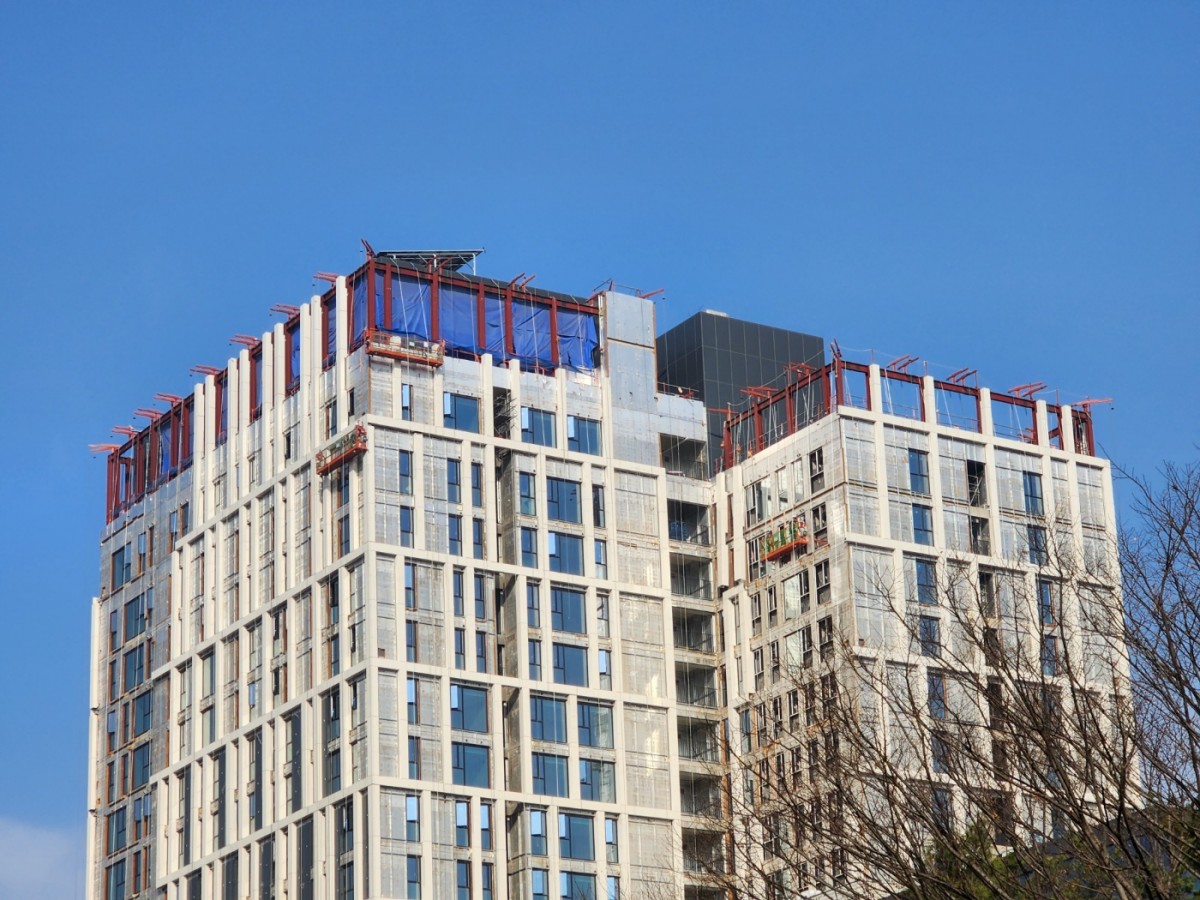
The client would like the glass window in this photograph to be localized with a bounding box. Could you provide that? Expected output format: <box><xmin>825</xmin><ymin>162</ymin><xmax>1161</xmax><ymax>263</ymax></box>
<box><xmin>553</xmin><ymin>643</ymin><xmax>588</xmax><ymax>686</ymax></box>
<box><xmin>532</xmin><ymin>752</ymin><xmax>569</xmax><ymax>797</ymax></box>
<box><xmin>451</xmin><ymin>743</ymin><xmax>490</xmax><ymax>787</ymax></box>
<box><xmin>918</xmin><ymin>616</ymin><xmax>941</xmax><ymax>658</ymax></box>
<box><xmin>592</xmin><ymin>485</ymin><xmax>605</xmax><ymax>527</ymax></box>
<box><xmin>407</xmin><ymin>677</ymin><xmax>419</xmax><ymax>724</ymax></box>
<box><xmin>133</xmin><ymin>691</ymin><xmax>152</xmax><ymax>736</ymax></box>
<box><xmin>475</xmin><ymin>632</ymin><xmax>488</xmax><ymax>674</ymax></box>
<box><xmin>1042</xmin><ymin>636</ymin><xmax>1058</xmax><ymax>676</ymax></box>
<box><xmin>406</xmin><ymin>794</ymin><xmax>421</xmax><ymax>841</ymax></box>
<box><xmin>123</xmin><ymin>594</ymin><xmax>147</xmax><ymax>642</ymax></box>
<box><xmin>970</xmin><ymin>516</ymin><xmax>990</xmax><ymax>555</ymax></box>
<box><xmin>400</xmin><ymin>384</ymin><xmax>413</xmax><ymax>422</ymax></box>
<box><xmin>1028</xmin><ymin>525</ymin><xmax>1049</xmax><ymax>565</ymax></box>
<box><xmin>519</xmin><ymin>473</ymin><xmax>536</xmax><ymax>516</ymax></box>
<box><xmin>473</xmin><ymin>574</ymin><xmax>488</xmax><ymax>620</ymax></box>
<box><xmin>447</xmin><ymin>459</ymin><xmax>461</xmax><ymax>504</ymax></box>
<box><xmin>398</xmin><ymin>450</ymin><xmax>413</xmax><ymax>494</ymax></box>
<box><xmin>521</xmin><ymin>528</ymin><xmax>538</xmax><ymax>567</ymax></box>
<box><xmin>453</xmin><ymin>569</ymin><xmax>465</xmax><ymax>617</ymax></box>
<box><xmin>594</xmin><ymin>540</ymin><xmax>607</xmax><ymax>579</ymax></box>
<box><xmin>472</xmin><ymin>519</ymin><xmax>485</xmax><ymax>560</ymax></box>
<box><xmin>522</xmin><ymin>408</ymin><xmax>556</xmax><ymax>448</ymax></box>
<box><xmin>579</xmin><ymin>759</ymin><xmax>615</xmax><ymax>801</ymax></box>
<box><xmin>443</xmin><ymin>393</ymin><xmax>480</xmax><ymax>433</ymax></box>
<box><xmin>455</xmin><ymin>799</ymin><xmax>469</xmax><ymax>847</ymax></box>
<box><xmin>560</xmin><ymin>874</ymin><xmax>596</xmax><ymax>900</ymax></box>
<box><xmin>551</xmin><ymin>586</ymin><xmax>586</xmax><ymax>634</ymax></box>
<box><xmin>123</xmin><ymin>644</ymin><xmax>146</xmax><ymax>692</ymax></box>
<box><xmin>131</xmin><ymin>742</ymin><xmax>151</xmax><ymax>788</ymax></box>
<box><xmin>404</xmin><ymin>563</ymin><xmax>416</xmax><ymax>610</ymax></box>
<box><xmin>481</xmin><ymin>801</ymin><xmax>494</xmax><ymax>850</ymax></box>
<box><xmin>471</xmin><ymin>462</ymin><xmax>483</xmax><ymax>507</ymax></box>
<box><xmin>559</xmin><ymin>812</ymin><xmax>595</xmax><ymax>860</ymax></box>
<box><xmin>530</xmin><ymin>695</ymin><xmax>567</xmax><ymax>743</ymax></box>
<box><xmin>810</xmin><ymin>447</ymin><xmax>826</xmax><ymax>492</ymax></box>
<box><xmin>406</xmin><ymin>621</ymin><xmax>418</xmax><ymax>662</ymax></box>
<box><xmin>567</xmin><ymin>416</ymin><xmax>601</xmax><ymax>455</ymax></box>
<box><xmin>605</xmin><ymin>817</ymin><xmax>619</xmax><ymax>863</ymax></box>
<box><xmin>527</xmin><ymin>581</ymin><xmax>541</xmax><ymax>628</ymax></box>
<box><xmin>1023</xmin><ymin>471</ymin><xmax>1045</xmax><ymax>516</ymax></box>
<box><xmin>455</xmin><ymin>860</ymin><xmax>470</xmax><ymax>900</ymax></box>
<box><xmin>928</xmin><ymin>671</ymin><xmax>946</xmax><ymax>719</ymax></box>
<box><xmin>400</xmin><ymin>506</ymin><xmax>414</xmax><ymax>548</ymax></box>
<box><xmin>932</xmin><ymin>731</ymin><xmax>951</xmax><ymax>774</ymax></box>
<box><xmin>1038</xmin><ymin>579</ymin><xmax>1057</xmax><ymax>625</ymax></box>
<box><xmin>530</xmin><ymin>810</ymin><xmax>548</xmax><ymax>856</ymax></box>
<box><xmin>915</xmin><ymin>558</ymin><xmax>937</xmax><ymax>605</ymax></box>
<box><xmin>578</xmin><ymin>702</ymin><xmax>613</xmax><ymax>748</ymax></box>
<box><xmin>450</xmin><ymin>683</ymin><xmax>489</xmax><ymax>732</ymax></box>
<box><xmin>448</xmin><ymin>515</ymin><xmax>462</xmax><ymax>556</ymax></box>
<box><xmin>912</xmin><ymin>504</ymin><xmax>934</xmax><ymax>545</ymax></box>
<box><xmin>909</xmin><ymin>449</ymin><xmax>930</xmax><ymax>495</ymax></box>
<box><xmin>548</xmin><ymin>532</ymin><xmax>584</xmax><ymax>575</ymax></box>
<box><xmin>546</xmin><ymin>478</ymin><xmax>582</xmax><ymax>523</ymax></box>
<box><xmin>406</xmin><ymin>855</ymin><xmax>421</xmax><ymax>899</ymax></box>
<box><xmin>408</xmin><ymin>736</ymin><xmax>421</xmax><ymax>779</ymax></box>
<box><xmin>529</xmin><ymin>639</ymin><xmax>542</xmax><ymax>680</ymax></box>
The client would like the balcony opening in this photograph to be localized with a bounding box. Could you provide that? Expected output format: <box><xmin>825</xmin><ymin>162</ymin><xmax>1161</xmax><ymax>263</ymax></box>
<box><xmin>677</xmin><ymin>716</ymin><xmax>721</xmax><ymax>763</ymax></box>
<box><xmin>661</xmin><ymin>435</ymin><xmax>709</xmax><ymax>480</ymax></box>
<box><xmin>673</xmin><ymin>608</ymin><xmax>715</xmax><ymax>653</ymax></box>
<box><xmin>668</xmin><ymin>500</ymin><xmax>711</xmax><ymax>546</ymax></box>
<box><xmin>680</xmin><ymin>772</ymin><xmax>723</xmax><ymax>817</ymax></box>
<box><xmin>676</xmin><ymin>661</ymin><xmax>720</xmax><ymax>708</ymax></box>
<box><xmin>670</xmin><ymin>557</ymin><xmax>713</xmax><ymax>601</ymax></box>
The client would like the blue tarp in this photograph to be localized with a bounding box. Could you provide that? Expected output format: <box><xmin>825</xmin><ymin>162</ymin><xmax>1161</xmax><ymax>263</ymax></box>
<box><xmin>324</xmin><ymin>299</ymin><xmax>336</xmax><ymax>363</ymax></box>
<box><xmin>374</xmin><ymin>270</ymin><xmax>385</xmax><ymax>333</ymax></box>
<box><xmin>157</xmin><ymin>419</ymin><xmax>173</xmax><ymax>478</ymax></box>
<box><xmin>287</xmin><ymin>321</ymin><xmax>300</xmax><ymax>384</ymax></box>
<box><xmin>513</xmin><ymin>299</ymin><xmax>553</xmax><ymax>367</ymax></box>
<box><xmin>217</xmin><ymin>378</ymin><xmax>229</xmax><ymax>438</ymax></box>
<box><xmin>391</xmin><ymin>274</ymin><xmax>431</xmax><ymax>339</ymax></box>
<box><xmin>440</xmin><ymin>282</ymin><xmax>479</xmax><ymax>355</ymax></box>
<box><xmin>557</xmin><ymin>309</ymin><xmax>599</xmax><ymax>370</ymax></box>
<box><xmin>351</xmin><ymin>274</ymin><xmax>368</xmax><ymax>344</ymax></box>
<box><xmin>483</xmin><ymin>292</ymin><xmax>506</xmax><ymax>359</ymax></box>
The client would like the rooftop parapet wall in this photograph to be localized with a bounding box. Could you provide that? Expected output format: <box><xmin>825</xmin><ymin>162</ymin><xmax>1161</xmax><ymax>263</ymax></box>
<box><xmin>721</xmin><ymin>357</ymin><xmax>1099</xmax><ymax>469</ymax></box>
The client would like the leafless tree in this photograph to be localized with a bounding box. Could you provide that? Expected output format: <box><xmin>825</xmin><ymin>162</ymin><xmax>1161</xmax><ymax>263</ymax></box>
<box><xmin>710</xmin><ymin>462</ymin><xmax>1200</xmax><ymax>899</ymax></box>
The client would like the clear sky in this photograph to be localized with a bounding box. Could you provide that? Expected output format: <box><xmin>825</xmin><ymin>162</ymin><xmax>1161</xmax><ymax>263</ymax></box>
<box><xmin>0</xmin><ymin>2</ymin><xmax>1196</xmax><ymax>894</ymax></box>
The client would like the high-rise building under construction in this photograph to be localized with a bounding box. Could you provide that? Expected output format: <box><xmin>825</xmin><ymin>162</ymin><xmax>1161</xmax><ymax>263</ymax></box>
<box><xmin>87</xmin><ymin>249</ymin><xmax>1119</xmax><ymax>900</ymax></box>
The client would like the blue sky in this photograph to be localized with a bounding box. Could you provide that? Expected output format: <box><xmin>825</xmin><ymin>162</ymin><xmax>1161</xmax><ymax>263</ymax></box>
<box><xmin>0</xmin><ymin>2</ymin><xmax>1197</xmax><ymax>892</ymax></box>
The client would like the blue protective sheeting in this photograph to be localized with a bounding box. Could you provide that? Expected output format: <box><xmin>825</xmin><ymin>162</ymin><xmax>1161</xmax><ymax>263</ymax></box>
<box><xmin>324</xmin><ymin>299</ymin><xmax>336</xmax><ymax>362</ymax></box>
<box><xmin>391</xmin><ymin>274</ymin><xmax>432</xmax><ymax>339</ymax></box>
<box><xmin>288</xmin><ymin>322</ymin><xmax>300</xmax><ymax>384</ymax></box>
<box><xmin>158</xmin><ymin>420</ymin><xmax>173</xmax><ymax>477</ymax></box>
<box><xmin>352</xmin><ymin>274</ymin><xmax>368</xmax><ymax>344</ymax></box>
<box><xmin>374</xmin><ymin>270</ymin><xmax>385</xmax><ymax>332</ymax></box>
<box><xmin>440</xmin><ymin>282</ymin><xmax>479</xmax><ymax>354</ymax></box>
<box><xmin>513</xmin><ymin>299</ymin><xmax>553</xmax><ymax>366</ymax></box>
<box><xmin>557</xmin><ymin>309</ymin><xmax>599</xmax><ymax>370</ymax></box>
<box><xmin>483</xmin><ymin>292</ymin><xmax>506</xmax><ymax>358</ymax></box>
